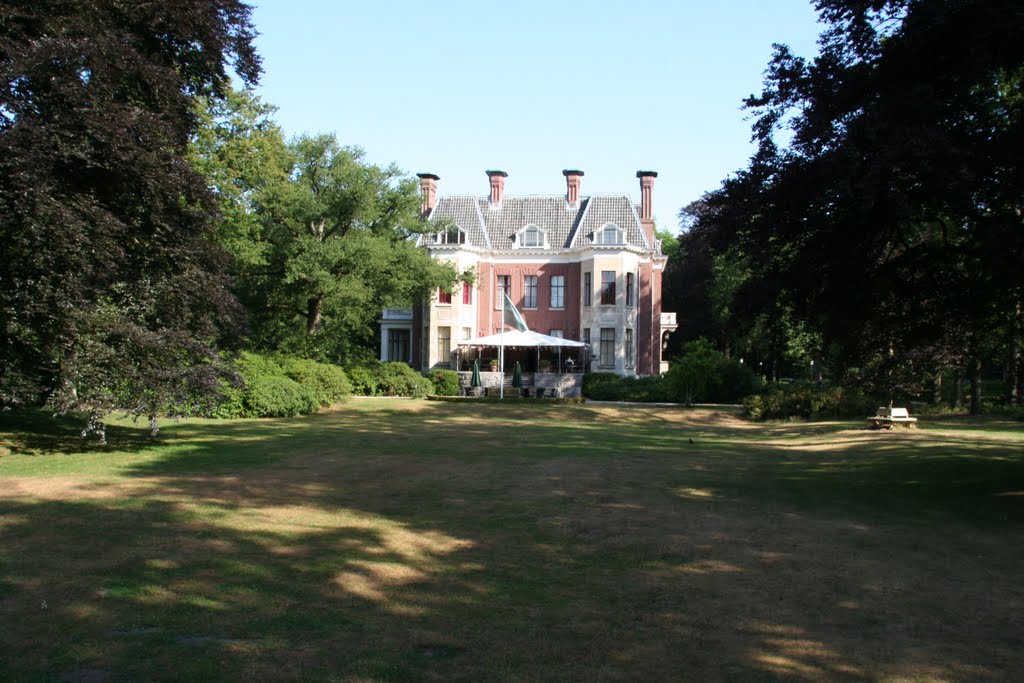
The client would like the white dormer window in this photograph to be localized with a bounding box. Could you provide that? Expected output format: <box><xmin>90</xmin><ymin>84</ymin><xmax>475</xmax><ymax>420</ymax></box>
<box><xmin>432</xmin><ymin>225</ymin><xmax>466</xmax><ymax>245</ymax></box>
<box><xmin>515</xmin><ymin>224</ymin><xmax>547</xmax><ymax>249</ymax></box>
<box><xmin>595</xmin><ymin>223</ymin><xmax>625</xmax><ymax>246</ymax></box>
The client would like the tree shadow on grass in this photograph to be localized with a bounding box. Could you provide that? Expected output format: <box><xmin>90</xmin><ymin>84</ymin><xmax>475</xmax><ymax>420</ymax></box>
<box><xmin>4</xmin><ymin>403</ymin><xmax>1024</xmax><ymax>680</ymax></box>
<box><xmin>0</xmin><ymin>409</ymin><xmax>156</xmax><ymax>455</ymax></box>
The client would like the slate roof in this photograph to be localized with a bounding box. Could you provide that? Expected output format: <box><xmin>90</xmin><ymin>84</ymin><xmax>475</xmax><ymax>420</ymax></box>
<box><xmin>421</xmin><ymin>194</ymin><xmax>649</xmax><ymax>252</ymax></box>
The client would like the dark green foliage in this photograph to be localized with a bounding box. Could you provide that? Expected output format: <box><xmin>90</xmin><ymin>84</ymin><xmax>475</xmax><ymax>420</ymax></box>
<box><xmin>208</xmin><ymin>352</ymin><xmax>349</xmax><ymax>418</ymax></box>
<box><xmin>582</xmin><ymin>373</ymin><xmax>626</xmax><ymax>401</ymax></box>
<box><xmin>743</xmin><ymin>384</ymin><xmax>876</xmax><ymax>421</ymax></box>
<box><xmin>245</xmin><ymin>374</ymin><xmax>319</xmax><ymax>418</ymax></box>
<box><xmin>345</xmin><ymin>361</ymin><xmax>433</xmax><ymax>398</ymax></box>
<box><xmin>0</xmin><ymin>0</ymin><xmax>260</xmax><ymax>417</ymax></box>
<box><xmin>427</xmin><ymin>369</ymin><xmax>461</xmax><ymax>397</ymax></box>
<box><xmin>670</xmin><ymin>0</ymin><xmax>1024</xmax><ymax>410</ymax></box>
<box><xmin>664</xmin><ymin>339</ymin><xmax>762</xmax><ymax>404</ymax></box>
<box><xmin>581</xmin><ymin>373</ymin><xmax>672</xmax><ymax>403</ymax></box>
<box><xmin>280</xmin><ymin>357</ymin><xmax>352</xmax><ymax>407</ymax></box>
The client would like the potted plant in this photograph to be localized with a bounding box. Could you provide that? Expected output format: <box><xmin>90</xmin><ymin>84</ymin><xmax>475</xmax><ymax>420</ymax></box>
<box><xmin>489</xmin><ymin>359</ymin><xmax>498</xmax><ymax>372</ymax></box>
<box><xmin>539</xmin><ymin>360</ymin><xmax>552</xmax><ymax>373</ymax></box>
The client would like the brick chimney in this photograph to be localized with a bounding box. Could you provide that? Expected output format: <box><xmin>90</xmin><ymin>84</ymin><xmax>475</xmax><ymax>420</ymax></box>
<box><xmin>486</xmin><ymin>170</ymin><xmax>508</xmax><ymax>207</ymax></box>
<box><xmin>563</xmin><ymin>169</ymin><xmax>584</xmax><ymax>208</ymax></box>
<box><xmin>416</xmin><ymin>173</ymin><xmax>440</xmax><ymax>216</ymax></box>
<box><xmin>636</xmin><ymin>170</ymin><xmax>658</xmax><ymax>243</ymax></box>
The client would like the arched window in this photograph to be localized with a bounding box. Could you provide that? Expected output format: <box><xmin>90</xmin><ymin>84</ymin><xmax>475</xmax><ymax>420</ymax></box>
<box><xmin>595</xmin><ymin>223</ymin><xmax>625</xmax><ymax>246</ymax></box>
<box><xmin>516</xmin><ymin>224</ymin><xmax>546</xmax><ymax>249</ymax></box>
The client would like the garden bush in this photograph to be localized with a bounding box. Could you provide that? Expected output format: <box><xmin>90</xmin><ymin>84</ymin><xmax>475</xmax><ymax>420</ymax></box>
<box><xmin>427</xmin><ymin>369</ymin><xmax>462</xmax><ymax>396</ymax></box>
<box><xmin>743</xmin><ymin>383</ymin><xmax>876</xmax><ymax>420</ymax></box>
<box><xmin>280</xmin><ymin>357</ymin><xmax>352</xmax><ymax>407</ymax></box>
<box><xmin>581</xmin><ymin>373</ymin><xmax>672</xmax><ymax>403</ymax></box>
<box><xmin>582</xmin><ymin>373</ymin><xmax>626</xmax><ymax>401</ymax></box>
<box><xmin>665</xmin><ymin>339</ymin><xmax>761</xmax><ymax>404</ymax></box>
<box><xmin>203</xmin><ymin>352</ymin><xmax>346</xmax><ymax>418</ymax></box>
<box><xmin>345</xmin><ymin>360</ymin><xmax>433</xmax><ymax>398</ymax></box>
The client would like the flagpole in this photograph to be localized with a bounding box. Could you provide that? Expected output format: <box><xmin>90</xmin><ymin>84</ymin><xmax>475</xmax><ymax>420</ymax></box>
<box><xmin>499</xmin><ymin>290</ymin><xmax>505</xmax><ymax>399</ymax></box>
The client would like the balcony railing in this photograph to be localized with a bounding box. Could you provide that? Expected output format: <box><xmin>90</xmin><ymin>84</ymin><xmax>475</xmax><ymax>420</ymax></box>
<box><xmin>381</xmin><ymin>308</ymin><xmax>413</xmax><ymax>321</ymax></box>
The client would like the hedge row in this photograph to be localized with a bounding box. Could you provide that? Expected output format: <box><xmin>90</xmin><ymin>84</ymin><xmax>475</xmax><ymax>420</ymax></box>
<box><xmin>742</xmin><ymin>383</ymin><xmax>875</xmax><ymax>421</ymax></box>
<box><xmin>210</xmin><ymin>353</ymin><xmax>353</xmax><ymax>419</ymax></box>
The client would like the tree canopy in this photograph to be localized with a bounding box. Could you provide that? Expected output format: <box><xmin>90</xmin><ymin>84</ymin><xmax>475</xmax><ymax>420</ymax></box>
<box><xmin>669</xmin><ymin>0</ymin><xmax>1024</xmax><ymax>407</ymax></box>
<box><xmin>0</xmin><ymin>0</ymin><xmax>261</xmax><ymax>420</ymax></box>
<box><xmin>190</xmin><ymin>90</ymin><xmax>460</xmax><ymax>363</ymax></box>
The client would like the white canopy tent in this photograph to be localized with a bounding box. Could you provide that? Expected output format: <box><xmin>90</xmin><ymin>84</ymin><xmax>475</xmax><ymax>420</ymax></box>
<box><xmin>460</xmin><ymin>329</ymin><xmax>587</xmax><ymax>349</ymax></box>
<box><xmin>457</xmin><ymin>330</ymin><xmax>589</xmax><ymax>388</ymax></box>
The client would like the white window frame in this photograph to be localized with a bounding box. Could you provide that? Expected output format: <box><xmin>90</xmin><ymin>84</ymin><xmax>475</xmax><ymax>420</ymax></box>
<box><xmin>515</xmin><ymin>224</ymin><xmax>547</xmax><ymax>249</ymax></box>
<box><xmin>550</xmin><ymin>275</ymin><xmax>565</xmax><ymax>309</ymax></box>
<box><xmin>524</xmin><ymin>275</ymin><xmax>538</xmax><ymax>309</ymax></box>
<box><xmin>595</xmin><ymin>223</ymin><xmax>625</xmax><ymax>246</ymax></box>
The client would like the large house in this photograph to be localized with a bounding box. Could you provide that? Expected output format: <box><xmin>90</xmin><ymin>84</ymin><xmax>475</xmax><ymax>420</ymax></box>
<box><xmin>379</xmin><ymin>169</ymin><xmax>677</xmax><ymax>376</ymax></box>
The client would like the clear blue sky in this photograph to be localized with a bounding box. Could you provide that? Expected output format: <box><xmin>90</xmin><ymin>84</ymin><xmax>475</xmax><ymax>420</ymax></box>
<box><xmin>248</xmin><ymin>1</ymin><xmax>823</xmax><ymax>233</ymax></box>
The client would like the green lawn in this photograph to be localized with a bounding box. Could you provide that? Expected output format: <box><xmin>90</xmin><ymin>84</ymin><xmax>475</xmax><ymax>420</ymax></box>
<box><xmin>2</xmin><ymin>400</ymin><xmax>1023</xmax><ymax>681</ymax></box>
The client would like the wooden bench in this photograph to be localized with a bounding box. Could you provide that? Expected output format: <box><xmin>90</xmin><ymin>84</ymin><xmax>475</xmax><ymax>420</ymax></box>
<box><xmin>867</xmin><ymin>407</ymin><xmax>918</xmax><ymax>429</ymax></box>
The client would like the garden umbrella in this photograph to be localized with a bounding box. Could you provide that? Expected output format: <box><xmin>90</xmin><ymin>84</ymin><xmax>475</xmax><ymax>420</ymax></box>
<box><xmin>471</xmin><ymin>360</ymin><xmax>482</xmax><ymax>388</ymax></box>
<box><xmin>512</xmin><ymin>361</ymin><xmax>522</xmax><ymax>388</ymax></box>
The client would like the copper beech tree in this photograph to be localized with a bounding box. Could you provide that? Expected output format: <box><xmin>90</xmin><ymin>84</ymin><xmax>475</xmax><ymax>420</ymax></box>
<box><xmin>0</xmin><ymin>1</ymin><xmax>261</xmax><ymax>437</ymax></box>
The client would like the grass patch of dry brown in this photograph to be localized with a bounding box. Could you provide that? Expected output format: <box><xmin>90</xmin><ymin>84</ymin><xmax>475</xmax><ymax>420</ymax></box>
<box><xmin>1</xmin><ymin>400</ymin><xmax>1022</xmax><ymax>681</ymax></box>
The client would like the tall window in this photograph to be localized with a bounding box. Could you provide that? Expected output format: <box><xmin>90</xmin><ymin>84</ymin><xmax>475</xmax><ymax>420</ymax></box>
<box><xmin>387</xmin><ymin>329</ymin><xmax>410</xmax><ymax>363</ymax></box>
<box><xmin>600</xmin><ymin>328</ymin><xmax>615</xmax><ymax>367</ymax></box>
<box><xmin>625</xmin><ymin>328</ymin><xmax>634</xmax><ymax>367</ymax></box>
<box><xmin>462</xmin><ymin>327</ymin><xmax>472</xmax><ymax>341</ymax></box>
<box><xmin>550</xmin><ymin>275</ymin><xmax>565</xmax><ymax>309</ymax></box>
<box><xmin>524</xmin><ymin>275</ymin><xmax>538</xmax><ymax>308</ymax></box>
<box><xmin>438</xmin><ymin>287</ymin><xmax>452</xmax><ymax>304</ymax></box>
<box><xmin>496</xmin><ymin>274</ymin><xmax>510</xmax><ymax>308</ymax></box>
<box><xmin>583</xmin><ymin>272</ymin><xmax>592</xmax><ymax>306</ymax></box>
<box><xmin>437</xmin><ymin>326</ymin><xmax>451</xmax><ymax>365</ymax></box>
<box><xmin>626</xmin><ymin>272</ymin><xmax>635</xmax><ymax>307</ymax></box>
<box><xmin>549</xmin><ymin>329</ymin><xmax>563</xmax><ymax>338</ymax></box>
<box><xmin>601</xmin><ymin>271</ymin><xmax>616</xmax><ymax>305</ymax></box>
<box><xmin>462</xmin><ymin>283</ymin><xmax>472</xmax><ymax>305</ymax></box>
<box><xmin>583</xmin><ymin>328</ymin><xmax>591</xmax><ymax>346</ymax></box>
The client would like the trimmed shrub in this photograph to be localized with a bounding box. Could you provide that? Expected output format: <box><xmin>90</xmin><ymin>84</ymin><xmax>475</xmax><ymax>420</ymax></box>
<box><xmin>245</xmin><ymin>374</ymin><xmax>319</xmax><ymax>417</ymax></box>
<box><xmin>204</xmin><ymin>352</ymin><xmax>339</xmax><ymax>419</ymax></box>
<box><xmin>280</xmin><ymin>357</ymin><xmax>352</xmax><ymax>407</ymax></box>
<box><xmin>345</xmin><ymin>360</ymin><xmax>433</xmax><ymax>398</ymax></box>
<box><xmin>581</xmin><ymin>373</ymin><xmax>673</xmax><ymax>403</ymax></box>
<box><xmin>345</xmin><ymin>362</ymin><xmax>381</xmax><ymax>396</ymax></box>
<box><xmin>427</xmin><ymin>369</ymin><xmax>461</xmax><ymax>396</ymax></box>
<box><xmin>582</xmin><ymin>372</ymin><xmax>626</xmax><ymax>401</ymax></box>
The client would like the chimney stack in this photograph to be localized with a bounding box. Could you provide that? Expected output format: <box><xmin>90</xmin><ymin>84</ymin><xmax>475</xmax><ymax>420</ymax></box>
<box><xmin>417</xmin><ymin>173</ymin><xmax>439</xmax><ymax>216</ymax></box>
<box><xmin>563</xmin><ymin>169</ymin><xmax>584</xmax><ymax>208</ymax></box>
<box><xmin>486</xmin><ymin>170</ymin><xmax>508</xmax><ymax>207</ymax></box>
<box><xmin>636</xmin><ymin>170</ymin><xmax>658</xmax><ymax>241</ymax></box>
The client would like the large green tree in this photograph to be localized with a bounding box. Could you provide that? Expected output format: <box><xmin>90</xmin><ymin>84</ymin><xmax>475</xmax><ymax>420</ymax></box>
<box><xmin>190</xmin><ymin>94</ymin><xmax>459</xmax><ymax>362</ymax></box>
<box><xmin>0</xmin><ymin>1</ymin><xmax>260</xmax><ymax>428</ymax></box>
<box><xmin>677</xmin><ymin>0</ymin><xmax>1024</xmax><ymax>409</ymax></box>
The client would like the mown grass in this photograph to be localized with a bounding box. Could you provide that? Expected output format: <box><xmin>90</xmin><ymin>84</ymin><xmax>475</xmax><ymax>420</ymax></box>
<box><xmin>1</xmin><ymin>400</ymin><xmax>1023</xmax><ymax>681</ymax></box>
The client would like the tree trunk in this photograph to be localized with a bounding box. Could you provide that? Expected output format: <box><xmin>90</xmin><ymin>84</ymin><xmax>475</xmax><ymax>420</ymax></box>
<box><xmin>306</xmin><ymin>295</ymin><xmax>324</xmax><ymax>335</ymax></box>
<box><xmin>969</xmin><ymin>359</ymin><xmax>982</xmax><ymax>416</ymax></box>
<box><xmin>952</xmin><ymin>374</ymin><xmax>963</xmax><ymax>409</ymax></box>
<box><xmin>1008</xmin><ymin>300</ymin><xmax>1021</xmax><ymax>405</ymax></box>
<box><xmin>931</xmin><ymin>373</ymin><xmax>942</xmax><ymax>405</ymax></box>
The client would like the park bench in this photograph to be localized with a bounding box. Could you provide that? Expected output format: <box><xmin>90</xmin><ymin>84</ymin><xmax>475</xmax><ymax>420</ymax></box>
<box><xmin>867</xmin><ymin>406</ymin><xmax>918</xmax><ymax>429</ymax></box>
